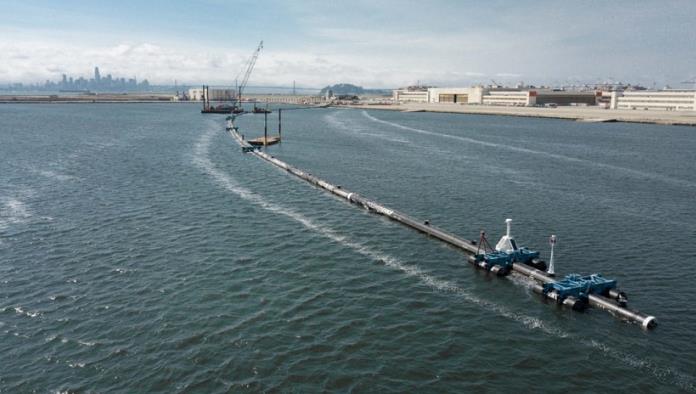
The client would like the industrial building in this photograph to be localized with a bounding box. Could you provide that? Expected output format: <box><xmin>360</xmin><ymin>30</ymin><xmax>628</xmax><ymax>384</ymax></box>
<box><xmin>480</xmin><ymin>89</ymin><xmax>599</xmax><ymax>107</ymax></box>
<box><xmin>392</xmin><ymin>87</ymin><xmax>430</xmax><ymax>102</ymax></box>
<box><xmin>482</xmin><ymin>90</ymin><xmax>537</xmax><ymax>106</ymax></box>
<box><xmin>611</xmin><ymin>90</ymin><xmax>696</xmax><ymax>111</ymax></box>
<box><xmin>532</xmin><ymin>90</ymin><xmax>598</xmax><ymax>106</ymax></box>
<box><xmin>392</xmin><ymin>85</ymin><xmax>696</xmax><ymax>111</ymax></box>
<box><xmin>428</xmin><ymin>87</ymin><xmax>485</xmax><ymax>104</ymax></box>
<box><xmin>188</xmin><ymin>87</ymin><xmax>236</xmax><ymax>101</ymax></box>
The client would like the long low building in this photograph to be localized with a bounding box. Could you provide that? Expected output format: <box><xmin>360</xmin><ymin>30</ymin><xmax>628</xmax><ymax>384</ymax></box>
<box><xmin>395</xmin><ymin>86</ymin><xmax>599</xmax><ymax>107</ymax></box>
<box><xmin>533</xmin><ymin>90</ymin><xmax>599</xmax><ymax>106</ymax></box>
<box><xmin>482</xmin><ymin>90</ymin><xmax>536</xmax><ymax>106</ymax></box>
<box><xmin>428</xmin><ymin>87</ymin><xmax>485</xmax><ymax>104</ymax></box>
<box><xmin>611</xmin><ymin>90</ymin><xmax>696</xmax><ymax>111</ymax></box>
<box><xmin>481</xmin><ymin>89</ymin><xmax>598</xmax><ymax>107</ymax></box>
<box><xmin>393</xmin><ymin>86</ymin><xmax>696</xmax><ymax>111</ymax></box>
<box><xmin>392</xmin><ymin>87</ymin><xmax>430</xmax><ymax>103</ymax></box>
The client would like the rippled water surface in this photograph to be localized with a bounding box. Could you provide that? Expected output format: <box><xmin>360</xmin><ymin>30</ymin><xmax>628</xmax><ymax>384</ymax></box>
<box><xmin>1</xmin><ymin>103</ymin><xmax>695</xmax><ymax>392</ymax></box>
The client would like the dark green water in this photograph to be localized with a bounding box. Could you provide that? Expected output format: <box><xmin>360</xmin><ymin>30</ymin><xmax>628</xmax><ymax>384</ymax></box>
<box><xmin>1</xmin><ymin>103</ymin><xmax>695</xmax><ymax>392</ymax></box>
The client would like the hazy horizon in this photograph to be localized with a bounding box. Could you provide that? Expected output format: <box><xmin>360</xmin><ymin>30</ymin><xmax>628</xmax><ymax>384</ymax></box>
<box><xmin>1</xmin><ymin>0</ymin><xmax>695</xmax><ymax>89</ymax></box>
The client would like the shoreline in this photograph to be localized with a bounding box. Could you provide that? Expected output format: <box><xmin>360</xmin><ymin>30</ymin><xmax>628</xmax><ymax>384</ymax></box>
<box><xmin>3</xmin><ymin>95</ymin><xmax>695</xmax><ymax>127</ymax></box>
<box><xmin>0</xmin><ymin>94</ymin><xmax>180</xmax><ymax>104</ymax></box>
<box><xmin>0</xmin><ymin>100</ymin><xmax>189</xmax><ymax>104</ymax></box>
<box><xmin>343</xmin><ymin>103</ymin><xmax>696</xmax><ymax>127</ymax></box>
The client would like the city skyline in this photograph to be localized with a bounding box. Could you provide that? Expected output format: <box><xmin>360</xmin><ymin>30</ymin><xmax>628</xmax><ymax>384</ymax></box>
<box><xmin>1</xmin><ymin>0</ymin><xmax>695</xmax><ymax>88</ymax></box>
<box><xmin>28</xmin><ymin>66</ymin><xmax>152</xmax><ymax>92</ymax></box>
<box><xmin>3</xmin><ymin>65</ymin><xmax>318</xmax><ymax>92</ymax></box>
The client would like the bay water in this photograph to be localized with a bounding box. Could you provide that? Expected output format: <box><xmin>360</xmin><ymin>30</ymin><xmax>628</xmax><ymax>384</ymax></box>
<box><xmin>1</xmin><ymin>103</ymin><xmax>695</xmax><ymax>392</ymax></box>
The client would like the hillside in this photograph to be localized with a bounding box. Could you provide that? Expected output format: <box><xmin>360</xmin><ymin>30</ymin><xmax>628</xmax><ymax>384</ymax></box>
<box><xmin>319</xmin><ymin>83</ymin><xmax>390</xmax><ymax>96</ymax></box>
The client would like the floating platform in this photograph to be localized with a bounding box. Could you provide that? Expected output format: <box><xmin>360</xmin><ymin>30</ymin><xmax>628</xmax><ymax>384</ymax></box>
<box><xmin>576</xmin><ymin>118</ymin><xmax>617</xmax><ymax>123</ymax></box>
<box><xmin>253</xmin><ymin>107</ymin><xmax>272</xmax><ymax>114</ymax></box>
<box><xmin>247</xmin><ymin>136</ymin><xmax>281</xmax><ymax>146</ymax></box>
<box><xmin>225</xmin><ymin>122</ymin><xmax>656</xmax><ymax>330</ymax></box>
<box><xmin>202</xmin><ymin>108</ymin><xmax>233</xmax><ymax>114</ymax></box>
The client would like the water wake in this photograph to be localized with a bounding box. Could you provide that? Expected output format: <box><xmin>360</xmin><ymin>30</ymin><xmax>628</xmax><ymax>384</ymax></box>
<box><xmin>584</xmin><ymin>339</ymin><xmax>695</xmax><ymax>391</ymax></box>
<box><xmin>36</xmin><ymin>169</ymin><xmax>77</xmax><ymax>182</ymax></box>
<box><xmin>11</xmin><ymin>306</ymin><xmax>41</xmax><ymax>318</ymax></box>
<box><xmin>362</xmin><ymin>111</ymin><xmax>696</xmax><ymax>189</ymax></box>
<box><xmin>0</xmin><ymin>197</ymin><xmax>31</xmax><ymax>244</ymax></box>
<box><xmin>324</xmin><ymin>111</ymin><xmax>411</xmax><ymax>144</ymax></box>
<box><xmin>363</xmin><ymin>111</ymin><xmax>693</xmax><ymax>227</ymax></box>
<box><xmin>193</xmin><ymin>125</ymin><xmax>560</xmax><ymax>336</ymax></box>
<box><xmin>195</xmin><ymin>124</ymin><xmax>695</xmax><ymax>391</ymax></box>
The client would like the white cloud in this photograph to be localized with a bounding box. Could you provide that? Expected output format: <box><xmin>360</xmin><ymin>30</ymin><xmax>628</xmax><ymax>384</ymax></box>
<box><xmin>0</xmin><ymin>40</ymin><xmax>248</xmax><ymax>85</ymax></box>
<box><xmin>1</xmin><ymin>1</ymin><xmax>693</xmax><ymax>88</ymax></box>
<box><xmin>0</xmin><ymin>38</ymin><xmax>463</xmax><ymax>88</ymax></box>
<box><xmin>0</xmin><ymin>22</ymin><xmax>532</xmax><ymax>88</ymax></box>
<box><xmin>495</xmin><ymin>73</ymin><xmax>522</xmax><ymax>78</ymax></box>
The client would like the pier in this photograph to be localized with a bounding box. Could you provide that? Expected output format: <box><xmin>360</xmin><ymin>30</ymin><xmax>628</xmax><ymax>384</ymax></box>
<box><xmin>226</xmin><ymin>119</ymin><xmax>657</xmax><ymax>329</ymax></box>
<box><xmin>239</xmin><ymin>108</ymin><xmax>282</xmax><ymax>146</ymax></box>
<box><xmin>248</xmin><ymin>136</ymin><xmax>281</xmax><ymax>146</ymax></box>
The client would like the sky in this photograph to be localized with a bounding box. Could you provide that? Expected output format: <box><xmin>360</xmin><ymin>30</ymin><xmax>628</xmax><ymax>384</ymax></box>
<box><xmin>0</xmin><ymin>0</ymin><xmax>694</xmax><ymax>89</ymax></box>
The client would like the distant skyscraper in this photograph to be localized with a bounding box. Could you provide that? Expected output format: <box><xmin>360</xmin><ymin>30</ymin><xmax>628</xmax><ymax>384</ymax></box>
<box><xmin>94</xmin><ymin>67</ymin><xmax>101</xmax><ymax>82</ymax></box>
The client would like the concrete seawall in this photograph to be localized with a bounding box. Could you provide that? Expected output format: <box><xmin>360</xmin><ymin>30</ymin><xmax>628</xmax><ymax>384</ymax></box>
<box><xmin>0</xmin><ymin>94</ymin><xmax>181</xmax><ymax>104</ymax></box>
<box><xmin>343</xmin><ymin>103</ymin><xmax>696</xmax><ymax>127</ymax></box>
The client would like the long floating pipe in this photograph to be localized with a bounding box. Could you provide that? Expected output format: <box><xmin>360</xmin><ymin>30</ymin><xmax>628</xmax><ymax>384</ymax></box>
<box><xmin>227</xmin><ymin>125</ymin><xmax>657</xmax><ymax>329</ymax></box>
<box><xmin>512</xmin><ymin>263</ymin><xmax>656</xmax><ymax>329</ymax></box>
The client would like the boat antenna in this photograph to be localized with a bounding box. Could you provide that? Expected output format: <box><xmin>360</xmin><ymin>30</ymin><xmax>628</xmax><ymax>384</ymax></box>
<box><xmin>476</xmin><ymin>230</ymin><xmax>494</xmax><ymax>255</ymax></box>
<box><xmin>547</xmin><ymin>235</ymin><xmax>556</xmax><ymax>276</ymax></box>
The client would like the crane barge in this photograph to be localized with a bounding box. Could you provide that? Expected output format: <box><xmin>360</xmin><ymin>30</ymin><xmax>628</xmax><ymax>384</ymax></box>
<box><xmin>201</xmin><ymin>40</ymin><xmax>263</xmax><ymax>115</ymax></box>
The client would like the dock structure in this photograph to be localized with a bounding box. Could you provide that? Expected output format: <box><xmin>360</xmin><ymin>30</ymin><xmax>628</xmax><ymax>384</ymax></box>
<box><xmin>226</xmin><ymin>120</ymin><xmax>656</xmax><ymax>329</ymax></box>
<box><xmin>247</xmin><ymin>136</ymin><xmax>281</xmax><ymax>146</ymax></box>
<box><xmin>246</xmin><ymin>108</ymin><xmax>281</xmax><ymax>146</ymax></box>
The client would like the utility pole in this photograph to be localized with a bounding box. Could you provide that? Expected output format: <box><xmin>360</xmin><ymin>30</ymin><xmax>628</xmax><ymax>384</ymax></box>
<box><xmin>278</xmin><ymin>108</ymin><xmax>282</xmax><ymax>142</ymax></box>
<box><xmin>264</xmin><ymin>111</ymin><xmax>268</xmax><ymax>146</ymax></box>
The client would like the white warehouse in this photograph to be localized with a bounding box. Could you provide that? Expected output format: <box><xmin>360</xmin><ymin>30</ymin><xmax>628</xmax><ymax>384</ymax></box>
<box><xmin>427</xmin><ymin>87</ymin><xmax>486</xmax><ymax>104</ymax></box>
<box><xmin>611</xmin><ymin>90</ymin><xmax>696</xmax><ymax>111</ymax></box>
<box><xmin>482</xmin><ymin>90</ymin><xmax>536</xmax><ymax>106</ymax></box>
<box><xmin>392</xmin><ymin>87</ymin><xmax>430</xmax><ymax>102</ymax></box>
<box><xmin>393</xmin><ymin>86</ymin><xmax>597</xmax><ymax>107</ymax></box>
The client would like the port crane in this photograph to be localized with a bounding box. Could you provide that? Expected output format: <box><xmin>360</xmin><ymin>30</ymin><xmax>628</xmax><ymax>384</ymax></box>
<box><xmin>236</xmin><ymin>41</ymin><xmax>263</xmax><ymax>104</ymax></box>
<box><xmin>680</xmin><ymin>78</ymin><xmax>696</xmax><ymax>89</ymax></box>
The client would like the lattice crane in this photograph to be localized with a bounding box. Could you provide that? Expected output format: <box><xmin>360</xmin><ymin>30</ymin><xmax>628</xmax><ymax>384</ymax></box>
<box><xmin>237</xmin><ymin>41</ymin><xmax>263</xmax><ymax>103</ymax></box>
